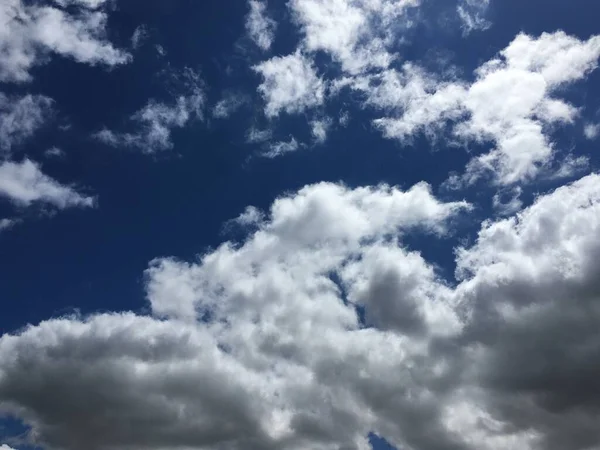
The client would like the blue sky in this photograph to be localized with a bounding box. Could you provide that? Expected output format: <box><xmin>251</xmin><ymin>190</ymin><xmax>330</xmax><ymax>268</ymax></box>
<box><xmin>1</xmin><ymin>1</ymin><xmax>600</xmax><ymax>450</ymax></box>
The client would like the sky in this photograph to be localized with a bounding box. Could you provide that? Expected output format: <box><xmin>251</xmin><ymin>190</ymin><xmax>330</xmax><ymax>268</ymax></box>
<box><xmin>1</xmin><ymin>0</ymin><xmax>600</xmax><ymax>449</ymax></box>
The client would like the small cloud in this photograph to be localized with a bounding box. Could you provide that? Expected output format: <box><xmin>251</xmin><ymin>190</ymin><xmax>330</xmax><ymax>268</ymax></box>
<box><xmin>0</xmin><ymin>218</ymin><xmax>18</xmax><ymax>232</ymax></box>
<box><xmin>0</xmin><ymin>159</ymin><xmax>95</xmax><ymax>209</ymax></box>
<box><xmin>0</xmin><ymin>93</ymin><xmax>53</xmax><ymax>153</ymax></box>
<box><xmin>155</xmin><ymin>45</ymin><xmax>166</xmax><ymax>57</ymax></box>
<box><xmin>0</xmin><ymin>0</ymin><xmax>131</xmax><ymax>83</ymax></box>
<box><xmin>234</xmin><ymin>206</ymin><xmax>264</xmax><ymax>227</ymax></box>
<box><xmin>457</xmin><ymin>0</ymin><xmax>491</xmax><ymax>35</ymax></box>
<box><xmin>546</xmin><ymin>155</ymin><xmax>590</xmax><ymax>181</ymax></box>
<box><xmin>253</xmin><ymin>51</ymin><xmax>325</xmax><ymax>117</ymax></box>
<box><xmin>212</xmin><ymin>93</ymin><xmax>248</xmax><ymax>119</ymax></box>
<box><xmin>262</xmin><ymin>136</ymin><xmax>301</xmax><ymax>158</ymax></box>
<box><xmin>131</xmin><ymin>25</ymin><xmax>149</xmax><ymax>49</ymax></box>
<box><xmin>245</xmin><ymin>127</ymin><xmax>272</xmax><ymax>144</ymax></box>
<box><xmin>584</xmin><ymin>123</ymin><xmax>599</xmax><ymax>140</ymax></box>
<box><xmin>44</xmin><ymin>147</ymin><xmax>66</xmax><ymax>159</ymax></box>
<box><xmin>492</xmin><ymin>186</ymin><xmax>522</xmax><ymax>216</ymax></box>
<box><xmin>94</xmin><ymin>68</ymin><xmax>205</xmax><ymax>153</ymax></box>
<box><xmin>245</xmin><ymin>0</ymin><xmax>277</xmax><ymax>51</ymax></box>
<box><xmin>310</xmin><ymin>117</ymin><xmax>332</xmax><ymax>144</ymax></box>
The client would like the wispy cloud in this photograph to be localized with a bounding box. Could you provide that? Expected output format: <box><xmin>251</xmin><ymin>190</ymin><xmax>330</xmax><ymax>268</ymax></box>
<box><xmin>245</xmin><ymin>0</ymin><xmax>277</xmax><ymax>51</ymax></box>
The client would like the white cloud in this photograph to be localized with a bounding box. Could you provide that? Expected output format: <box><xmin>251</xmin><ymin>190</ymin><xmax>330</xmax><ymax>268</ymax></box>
<box><xmin>0</xmin><ymin>218</ymin><xmax>17</xmax><ymax>232</ymax></box>
<box><xmin>360</xmin><ymin>64</ymin><xmax>467</xmax><ymax>141</ymax></box>
<box><xmin>492</xmin><ymin>186</ymin><xmax>522</xmax><ymax>216</ymax></box>
<box><xmin>0</xmin><ymin>180</ymin><xmax>468</xmax><ymax>450</ymax></box>
<box><xmin>339</xmin><ymin>110</ymin><xmax>350</xmax><ymax>126</ymax></box>
<box><xmin>448</xmin><ymin>174</ymin><xmax>600</xmax><ymax>450</ymax></box>
<box><xmin>289</xmin><ymin>0</ymin><xmax>418</xmax><ymax>74</ymax></box>
<box><xmin>95</xmin><ymin>69</ymin><xmax>205</xmax><ymax>153</ymax></box>
<box><xmin>13</xmin><ymin>174</ymin><xmax>600</xmax><ymax>449</ymax></box>
<box><xmin>351</xmin><ymin>32</ymin><xmax>600</xmax><ymax>186</ymax></box>
<box><xmin>155</xmin><ymin>44</ymin><xmax>166</xmax><ymax>57</ymax></box>
<box><xmin>246</xmin><ymin>127</ymin><xmax>273</xmax><ymax>143</ymax></box>
<box><xmin>254</xmin><ymin>51</ymin><xmax>325</xmax><ymax>117</ymax></box>
<box><xmin>131</xmin><ymin>25</ymin><xmax>148</xmax><ymax>49</ymax></box>
<box><xmin>310</xmin><ymin>117</ymin><xmax>332</xmax><ymax>144</ymax></box>
<box><xmin>213</xmin><ymin>93</ymin><xmax>248</xmax><ymax>119</ymax></box>
<box><xmin>457</xmin><ymin>0</ymin><xmax>491</xmax><ymax>35</ymax></box>
<box><xmin>584</xmin><ymin>122</ymin><xmax>599</xmax><ymax>139</ymax></box>
<box><xmin>0</xmin><ymin>93</ymin><xmax>53</xmax><ymax>153</ymax></box>
<box><xmin>263</xmin><ymin>137</ymin><xmax>301</xmax><ymax>157</ymax></box>
<box><xmin>246</xmin><ymin>0</ymin><xmax>277</xmax><ymax>51</ymax></box>
<box><xmin>230</xmin><ymin>205</ymin><xmax>264</xmax><ymax>228</ymax></box>
<box><xmin>457</xmin><ymin>32</ymin><xmax>600</xmax><ymax>185</ymax></box>
<box><xmin>0</xmin><ymin>159</ymin><xmax>94</xmax><ymax>208</ymax></box>
<box><xmin>0</xmin><ymin>0</ymin><xmax>131</xmax><ymax>83</ymax></box>
<box><xmin>44</xmin><ymin>146</ymin><xmax>66</xmax><ymax>159</ymax></box>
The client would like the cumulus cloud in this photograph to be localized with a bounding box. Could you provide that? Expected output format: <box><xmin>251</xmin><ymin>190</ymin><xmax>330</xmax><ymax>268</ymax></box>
<box><xmin>0</xmin><ymin>93</ymin><xmax>53</xmax><ymax>154</ymax></box>
<box><xmin>350</xmin><ymin>31</ymin><xmax>600</xmax><ymax>185</ymax></box>
<box><xmin>95</xmin><ymin>69</ymin><xmax>205</xmax><ymax>153</ymax></box>
<box><xmin>246</xmin><ymin>0</ymin><xmax>276</xmax><ymax>51</ymax></box>
<box><xmin>449</xmin><ymin>173</ymin><xmax>600</xmax><ymax>450</ymax></box>
<box><xmin>0</xmin><ymin>0</ymin><xmax>130</xmax><ymax>83</ymax></box>
<box><xmin>8</xmin><ymin>173</ymin><xmax>600</xmax><ymax>449</ymax></box>
<box><xmin>0</xmin><ymin>159</ymin><xmax>94</xmax><ymax>208</ymax></box>
<box><xmin>253</xmin><ymin>51</ymin><xmax>325</xmax><ymax>117</ymax></box>
<box><xmin>289</xmin><ymin>0</ymin><xmax>418</xmax><ymax>74</ymax></box>
<box><xmin>0</xmin><ymin>180</ymin><xmax>470</xmax><ymax>450</ymax></box>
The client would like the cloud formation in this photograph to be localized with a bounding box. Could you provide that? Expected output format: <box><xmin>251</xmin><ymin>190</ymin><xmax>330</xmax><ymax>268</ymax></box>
<box><xmin>0</xmin><ymin>0</ymin><xmax>130</xmax><ymax>83</ymax></box>
<box><xmin>95</xmin><ymin>69</ymin><xmax>205</xmax><ymax>153</ymax></box>
<box><xmin>0</xmin><ymin>159</ymin><xmax>94</xmax><ymax>209</ymax></box>
<box><xmin>0</xmin><ymin>180</ymin><xmax>468</xmax><ymax>450</ymax></box>
<box><xmin>263</xmin><ymin>137</ymin><xmax>301</xmax><ymax>157</ymax></box>
<box><xmin>457</xmin><ymin>0</ymin><xmax>491</xmax><ymax>35</ymax></box>
<box><xmin>289</xmin><ymin>0</ymin><xmax>418</xmax><ymax>74</ymax></box>
<box><xmin>5</xmin><ymin>167</ymin><xmax>600</xmax><ymax>450</ymax></box>
<box><xmin>0</xmin><ymin>93</ymin><xmax>53</xmax><ymax>154</ymax></box>
<box><xmin>4</xmin><ymin>172</ymin><xmax>600</xmax><ymax>450</ymax></box>
<box><xmin>349</xmin><ymin>31</ymin><xmax>600</xmax><ymax>185</ymax></box>
<box><xmin>254</xmin><ymin>51</ymin><xmax>325</xmax><ymax>117</ymax></box>
<box><xmin>246</xmin><ymin>0</ymin><xmax>277</xmax><ymax>51</ymax></box>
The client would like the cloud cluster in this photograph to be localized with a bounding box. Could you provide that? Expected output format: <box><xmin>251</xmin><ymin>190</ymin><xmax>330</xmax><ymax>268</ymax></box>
<box><xmin>249</xmin><ymin>0</ymin><xmax>419</xmax><ymax>147</ymax></box>
<box><xmin>0</xmin><ymin>0</ymin><xmax>129</xmax><ymax>229</ymax></box>
<box><xmin>95</xmin><ymin>68</ymin><xmax>205</xmax><ymax>153</ymax></box>
<box><xmin>457</xmin><ymin>0</ymin><xmax>491</xmax><ymax>35</ymax></box>
<box><xmin>4</xmin><ymin>172</ymin><xmax>600</xmax><ymax>449</ymax></box>
<box><xmin>0</xmin><ymin>180</ymin><xmax>470</xmax><ymax>450</ymax></box>
<box><xmin>0</xmin><ymin>0</ymin><xmax>130</xmax><ymax>83</ymax></box>
<box><xmin>349</xmin><ymin>31</ymin><xmax>600</xmax><ymax>185</ymax></box>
